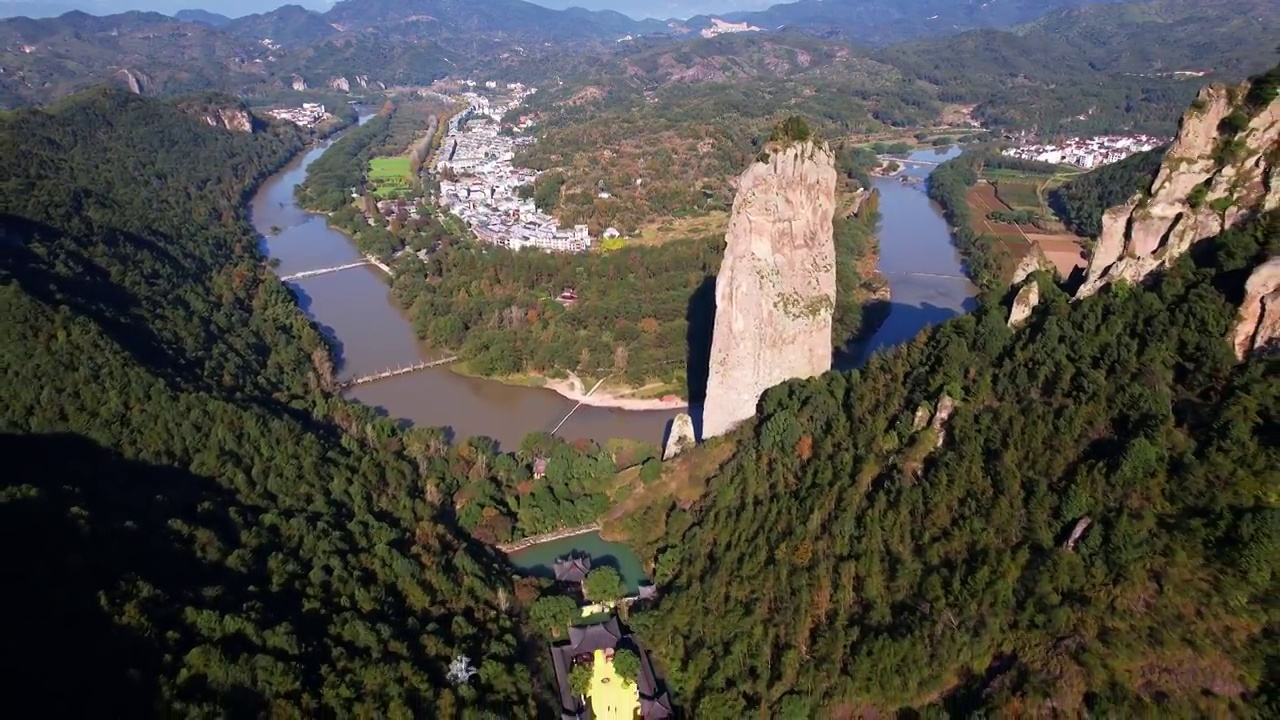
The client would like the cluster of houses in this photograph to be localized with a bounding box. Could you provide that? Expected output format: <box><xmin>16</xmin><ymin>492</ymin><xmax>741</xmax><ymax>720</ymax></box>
<box><xmin>1001</xmin><ymin>134</ymin><xmax>1166</xmax><ymax>169</ymax></box>
<box><xmin>548</xmin><ymin>554</ymin><xmax>670</xmax><ymax>719</ymax></box>
<box><xmin>265</xmin><ymin>102</ymin><xmax>329</xmax><ymax>128</ymax></box>
<box><xmin>435</xmin><ymin>86</ymin><xmax>595</xmax><ymax>253</ymax></box>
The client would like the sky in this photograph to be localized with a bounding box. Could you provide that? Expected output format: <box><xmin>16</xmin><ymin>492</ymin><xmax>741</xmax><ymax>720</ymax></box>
<box><xmin>0</xmin><ymin>0</ymin><xmax>780</xmax><ymax>21</ymax></box>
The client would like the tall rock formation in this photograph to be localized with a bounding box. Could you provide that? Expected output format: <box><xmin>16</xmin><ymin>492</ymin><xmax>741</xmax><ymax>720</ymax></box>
<box><xmin>1232</xmin><ymin>257</ymin><xmax>1280</xmax><ymax>360</ymax></box>
<box><xmin>701</xmin><ymin>133</ymin><xmax>838</xmax><ymax>439</ymax></box>
<box><xmin>1076</xmin><ymin>77</ymin><xmax>1280</xmax><ymax>298</ymax></box>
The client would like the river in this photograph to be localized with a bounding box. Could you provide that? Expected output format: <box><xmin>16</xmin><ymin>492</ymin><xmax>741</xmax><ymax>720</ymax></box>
<box><xmin>252</xmin><ymin>133</ymin><xmax>975</xmax><ymax>451</ymax></box>
<box><xmin>859</xmin><ymin>146</ymin><xmax>978</xmax><ymax>360</ymax></box>
<box><xmin>252</xmin><ymin>124</ymin><xmax>679</xmax><ymax>450</ymax></box>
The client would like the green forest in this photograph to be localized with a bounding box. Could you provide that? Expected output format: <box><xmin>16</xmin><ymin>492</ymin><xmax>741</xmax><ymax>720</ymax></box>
<box><xmin>1050</xmin><ymin>146</ymin><xmax>1169</xmax><ymax>237</ymax></box>
<box><xmin>628</xmin><ymin>210</ymin><xmax>1279</xmax><ymax>716</ymax></box>
<box><xmin>0</xmin><ymin>89</ymin><xmax>545</xmax><ymax>717</ymax></box>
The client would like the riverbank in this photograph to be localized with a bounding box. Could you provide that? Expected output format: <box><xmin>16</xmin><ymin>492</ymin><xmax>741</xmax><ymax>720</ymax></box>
<box><xmin>449</xmin><ymin>363</ymin><xmax>689</xmax><ymax>411</ymax></box>
<box><xmin>498</xmin><ymin>523</ymin><xmax>601</xmax><ymax>553</ymax></box>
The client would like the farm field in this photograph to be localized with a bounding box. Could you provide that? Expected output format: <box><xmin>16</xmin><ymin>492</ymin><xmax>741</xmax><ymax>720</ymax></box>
<box><xmin>368</xmin><ymin>156</ymin><xmax>413</xmax><ymax>199</ymax></box>
<box><xmin>993</xmin><ymin>179</ymin><xmax>1042</xmax><ymax>210</ymax></box>
<box><xmin>966</xmin><ymin>180</ymin><xmax>1087</xmax><ymax>279</ymax></box>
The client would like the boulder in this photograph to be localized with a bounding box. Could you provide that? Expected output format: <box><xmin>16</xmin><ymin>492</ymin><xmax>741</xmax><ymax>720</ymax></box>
<box><xmin>701</xmin><ymin>137</ymin><xmax>838</xmax><ymax>439</ymax></box>
<box><xmin>1007</xmin><ymin>280</ymin><xmax>1040</xmax><ymax>329</ymax></box>
<box><xmin>930</xmin><ymin>394</ymin><xmax>956</xmax><ymax>448</ymax></box>
<box><xmin>1232</xmin><ymin>257</ymin><xmax>1280</xmax><ymax>360</ymax></box>
<box><xmin>662</xmin><ymin>413</ymin><xmax>696</xmax><ymax>460</ymax></box>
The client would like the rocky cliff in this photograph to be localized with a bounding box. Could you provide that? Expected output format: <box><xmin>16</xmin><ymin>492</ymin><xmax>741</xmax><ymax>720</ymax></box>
<box><xmin>701</xmin><ymin>137</ymin><xmax>838</xmax><ymax>439</ymax></box>
<box><xmin>1232</xmin><ymin>256</ymin><xmax>1280</xmax><ymax>360</ymax></box>
<box><xmin>1076</xmin><ymin>77</ymin><xmax>1280</xmax><ymax>298</ymax></box>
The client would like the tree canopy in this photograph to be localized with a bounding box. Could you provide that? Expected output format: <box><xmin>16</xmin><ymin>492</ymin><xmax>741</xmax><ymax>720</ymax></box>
<box><xmin>0</xmin><ymin>88</ymin><xmax>543</xmax><ymax>717</ymax></box>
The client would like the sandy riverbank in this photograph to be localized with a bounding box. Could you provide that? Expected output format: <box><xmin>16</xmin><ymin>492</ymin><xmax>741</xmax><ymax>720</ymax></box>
<box><xmin>543</xmin><ymin>372</ymin><xmax>689</xmax><ymax>412</ymax></box>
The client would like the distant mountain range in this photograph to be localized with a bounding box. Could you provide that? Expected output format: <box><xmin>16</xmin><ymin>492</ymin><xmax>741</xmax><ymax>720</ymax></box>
<box><xmin>0</xmin><ymin>0</ymin><xmax>1275</xmax><ymax>110</ymax></box>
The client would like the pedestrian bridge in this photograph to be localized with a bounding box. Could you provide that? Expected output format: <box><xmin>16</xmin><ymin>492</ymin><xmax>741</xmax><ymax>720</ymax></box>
<box><xmin>338</xmin><ymin>357</ymin><xmax>459</xmax><ymax>389</ymax></box>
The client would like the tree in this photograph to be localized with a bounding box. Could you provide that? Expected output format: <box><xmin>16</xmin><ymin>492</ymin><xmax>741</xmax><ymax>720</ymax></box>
<box><xmin>569</xmin><ymin>664</ymin><xmax>592</xmax><ymax>697</ymax></box>
<box><xmin>583</xmin><ymin>566</ymin><xmax>625</xmax><ymax>603</ymax></box>
<box><xmin>612</xmin><ymin>648</ymin><xmax>640</xmax><ymax>684</ymax></box>
<box><xmin>529</xmin><ymin>595</ymin><xmax>578</xmax><ymax>638</ymax></box>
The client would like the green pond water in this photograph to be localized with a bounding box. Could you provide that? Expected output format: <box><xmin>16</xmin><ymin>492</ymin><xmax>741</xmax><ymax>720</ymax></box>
<box><xmin>507</xmin><ymin>532</ymin><xmax>648</xmax><ymax>594</ymax></box>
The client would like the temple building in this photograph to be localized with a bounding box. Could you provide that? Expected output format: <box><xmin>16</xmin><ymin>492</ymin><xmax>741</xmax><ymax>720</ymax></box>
<box><xmin>549</xmin><ymin>615</ymin><xmax>673</xmax><ymax>719</ymax></box>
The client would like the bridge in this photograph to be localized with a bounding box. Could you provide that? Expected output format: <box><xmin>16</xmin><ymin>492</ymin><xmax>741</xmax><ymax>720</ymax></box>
<box><xmin>550</xmin><ymin>376</ymin><xmax>609</xmax><ymax>435</ymax></box>
<box><xmin>280</xmin><ymin>256</ymin><xmax>394</xmax><ymax>282</ymax></box>
<box><xmin>338</xmin><ymin>356</ymin><xmax>459</xmax><ymax>389</ymax></box>
<box><xmin>280</xmin><ymin>261</ymin><xmax>371</xmax><ymax>281</ymax></box>
<box><xmin>890</xmin><ymin>269</ymin><xmax>967</xmax><ymax>280</ymax></box>
<box><xmin>881</xmin><ymin>156</ymin><xmax>941</xmax><ymax>167</ymax></box>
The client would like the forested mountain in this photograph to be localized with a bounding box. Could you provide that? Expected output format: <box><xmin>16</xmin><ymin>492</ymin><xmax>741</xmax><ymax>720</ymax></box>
<box><xmin>174</xmin><ymin>9</ymin><xmax>232</xmax><ymax>27</ymax></box>
<box><xmin>0</xmin><ymin>11</ymin><xmax>268</xmax><ymax>108</ymax></box>
<box><xmin>321</xmin><ymin>0</ymin><xmax>668</xmax><ymax>42</ymax></box>
<box><xmin>633</xmin><ymin>212</ymin><xmax>1279</xmax><ymax>717</ymax></box>
<box><xmin>618</xmin><ymin>77</ymin><xmax>1280</xmax><ymax>715</ymax></box>
<box><xmin>0</xmin><ymin>89</ymin><xmax>541</xmax><ymax>715</ymax></box>
<box><xmin>874</xmin><ymin>0</ymin><xmax>1280</xmax><ymax>134</ymax></box>
<box><xmin>222</xmin><ymin>4</ymin><xmax>338</xmax><ymax>46</ymax></box>
<box><xmin>686</xmin><ymin>0</ymin><xmax>1129</xmax><ymax>46</ymax></box>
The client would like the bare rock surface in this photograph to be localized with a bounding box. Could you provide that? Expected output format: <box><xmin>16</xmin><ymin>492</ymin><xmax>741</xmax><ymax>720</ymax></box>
<box><xmin>1077</xmin><ymin>82</ymin><xmax>1280</xmax><ymax>298</ymax></box>
<box><xmin>1008</xmin><ymin>280</ymin><xmax>1040</xmax><ymax>329</ymax></box>
<box><xmin>701</xmin><ymin>139</ymin><xmax>838</xmax><ymax>439</ymax></box>
<box><xmin>1233</xmin><ymin>257</ymin><xmax>1280</xmax><ymax>360</ymax></box>
<box><xmin>662</xmin><ymin>413</ymin><xmax>696</xmax><ymax>461</ymax></box>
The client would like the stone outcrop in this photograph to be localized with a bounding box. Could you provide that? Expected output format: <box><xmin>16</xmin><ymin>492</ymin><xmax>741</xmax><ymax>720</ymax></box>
<box><xmin>291</xmin><ymin>75</ymin><xmax>308</xmax><ymax>92</ymax></box>
<box><xmin>329</xmin><ymin>76</ymin><xmax>350</xmax><ymax>93</ymax></box>
<box><xmin>929</xmin><ymin>394</ymin><xmax>956</xmax><ymax>449</ymax></box>
<box><xmin>204</xmin><ymin>107</ymin><xmax>255</xmax><ymax>133</ymax></box>
<box><xmin>1076</xmin><ymin>80</ymin><xmax>1280</xmax><ymax>298</ymax></box>
<box><xmin>176</xmin><ymin>99</ymin><xmax>257</xmax><ymax>133</ymax></box>
<box><xmin>701</xmin><ymin>137</ymin><xmax>838</xmax><ymax>438</ymax></box>
<box><xmin>1007</xmin><ymin>280</ymin><xmax>1040</xmax><ymax>329</ymax></box>
<box><xmin>115</xmin><ymin>68</ymin><xmax>150</xmax><ymax>95</ymax></box>
<box><xmin>1232</xmin><ymin>257</ymin><xmax>1280</xmax><ymax>360</ymax></box>
<box><xmin>662</xmin><ymin>413</ymin><xmax>696</xmax><ymax>460</ymax></box>
<box><xmin>1011</xmin><ymin>246</ymin><xmax>1052</xmax><ymax>286</ymax></box>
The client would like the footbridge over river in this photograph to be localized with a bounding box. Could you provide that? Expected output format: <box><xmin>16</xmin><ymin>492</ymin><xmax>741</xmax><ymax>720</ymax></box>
<box><xmin>280</xmin><ymin>256</ymin><xmax>393</xmax><ymax>282</ymax></box>
<box><xmin>338</xmin><ymin>357</ymin><xmax>459</xmax><ymax>389</ymax></box>
<box><xmin>881</xmin><ymin>156</ymin><xmax>944</xmax><ymax>167</ymax></box>
<box><xmin>883</xmin><ymin>270</ymin><xmax>970</xmax><ymax>281</ymax></box>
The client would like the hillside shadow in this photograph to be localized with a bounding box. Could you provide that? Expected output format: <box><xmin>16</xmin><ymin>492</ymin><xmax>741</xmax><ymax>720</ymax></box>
<box><xmin>684</xmin><ymin>276</ymin><xmax>716</xmax><ymax>437</ymax></box>
<box><xmin>839</xmin><ymin>299</ymin><xmax>976</xmax><ymax>369</ymax></box>
<box><xmin>0</xmin><ymin>432</ymin><xmax>275</xmax><ymax>715</ymax></box>
<box><xmin>1</xmin><ymin>215</ymin><xmax>186</xmax><ymax>385</ymax></box>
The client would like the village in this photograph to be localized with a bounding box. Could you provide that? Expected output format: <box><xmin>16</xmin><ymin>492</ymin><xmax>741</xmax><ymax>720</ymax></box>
<box><xmin>1001</xmin><ymin>133</ymin><xmax>1167</xmax><ymax>169</ymax></box>
<box><xmin>434</xmin><ymin>83</ymin><xmax>596</xmax><ymax>253</ymax></box>
<box><xmin>265</xmin><ymin>102</ymin><xmax>330</xmax><ymax>128</ymax></box>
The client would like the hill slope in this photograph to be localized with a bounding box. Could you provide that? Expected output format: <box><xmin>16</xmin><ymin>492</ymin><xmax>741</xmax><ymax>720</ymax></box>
<box><xmin>689</xmin><ymin>0</ymin><xmax>1129</xmax><ymax>46</ymax></box>
<box><xmin>628</xmin><ymin>77</ymin><xmax>1280</xmax><ymax>715</ymax></box>
<box><xmin>0</xmin><ymin>89</ymin><xmax>540</xmax><ymax>715</ymax></box>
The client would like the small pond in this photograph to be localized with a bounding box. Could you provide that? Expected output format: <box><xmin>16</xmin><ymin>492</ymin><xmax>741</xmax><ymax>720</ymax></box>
<box><xmin>507</xmin><ymin>532</ymin><xmax>649</xmax><ymax>594</ymax></box>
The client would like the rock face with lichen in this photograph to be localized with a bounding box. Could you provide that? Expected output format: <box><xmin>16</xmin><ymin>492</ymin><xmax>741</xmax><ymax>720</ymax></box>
<box><xmin>1076</xmin><ymin>79</ymin><xmax>1280</xmax><ymax>299</ymax></box>
<box><xmin>701</xmin><ymin>137</ymin><xmax>838</xmax><ymax>439</ymax></box>
<box><xmin>1232</xmin><ymin>257</ymin><xmax>1280</xmax><ymax>360</ymax></box>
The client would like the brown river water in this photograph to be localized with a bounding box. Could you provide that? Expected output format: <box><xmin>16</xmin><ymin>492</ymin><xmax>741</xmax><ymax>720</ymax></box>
<box><xmin>251</xmin><ymin>128</ymin><xmax>974</xmax><ymax>450</ymax></box>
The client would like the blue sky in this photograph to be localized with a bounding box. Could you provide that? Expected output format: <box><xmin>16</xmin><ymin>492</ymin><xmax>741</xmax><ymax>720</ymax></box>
<box><xmin>0</xmin><ymin>0</ymin><xmax>779</xmax><ymax>21</ymax></box>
